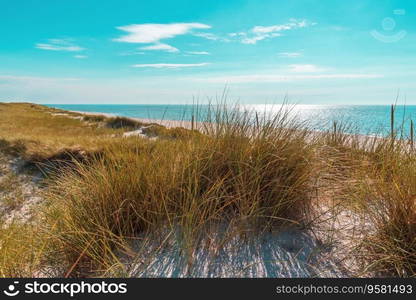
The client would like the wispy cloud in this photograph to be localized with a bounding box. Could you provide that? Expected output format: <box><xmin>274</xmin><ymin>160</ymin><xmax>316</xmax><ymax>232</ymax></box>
<box><xmin>241</xmin><ymin>34</ymin><xmax>272</xmax><ymax>45</ymax></box>
<box><xmin>114</xmin><ymin>23</ymin><xmax>211</xmax><ymax>44</ymax></box>
<box><xmin>132</xmin><ymin>63</ymin><xmax>210</xmax><ymax>69</ymax></box>
<box><xmin>74</xmin><ymin>55</ymin><xmax>88</xmax><ymax>59</ymax></box>
<box><xmin>288</xmin><ymin>64</ymin><xmax>326</xmax><ymax>73</ymax></box>
<box><xmin>278</xmin><ymin>52</ymin><xmax>302</xmax><ymax>58</ymax></box>
<box><xmin>0</xmin><ymin>75</ymin><xmax>80</xmax><ymax>83</ymax></box>
<box><xmin>186</xmin><ymin>51</ymin><xmax>210</xmax><ymax>55</ymax></box>
<box><xmin>231</xmin><ymin>19</ymin><xmax>316</xmax><ymax>44</ymax></box>
<box><xmin>139</xmin><ymin>43</ymin><xmax>179</xmax><ymax>53</ymax></box>
<box><xmin>119</xmin><ymin>51</ymin><xmax>146</xmax><ymax>56</ymax></box>
<box><xmin>35</xmin><ymin>39</ymin><xmax>84</xmax><ymax>52</ymax></box>
<box><xmin>193</xmin><ymin>32</ymin><xmax>229</xmax><ymax>42</ymax></box>
<box><xmin>196</xmin><ymin>73</ymin><xmax>383</xmax><ymax>83</ymax></box>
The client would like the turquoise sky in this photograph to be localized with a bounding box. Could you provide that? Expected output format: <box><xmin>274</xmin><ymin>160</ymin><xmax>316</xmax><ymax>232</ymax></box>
<box><xmin>1</xmin><ymin>0</ymin><xmax>415</xmax><ymax>104</ymax></box>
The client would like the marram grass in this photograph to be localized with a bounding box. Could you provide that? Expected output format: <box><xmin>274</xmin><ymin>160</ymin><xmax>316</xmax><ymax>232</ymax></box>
<box><xmin>0</xmin><ymin>102</ymin><xmax>415</xmax><ymax>277</ymax></box>
<box><xmin>43</xmin><ymin>106</ymin><xmax>315</xmax><ymax>276</ymax></box>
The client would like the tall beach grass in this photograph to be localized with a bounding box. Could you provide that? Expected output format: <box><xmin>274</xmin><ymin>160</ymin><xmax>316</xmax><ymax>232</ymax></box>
<box><xmin>42</xmin><ymin>104</ymin><xmax>317</xmax><ymax>276</ymax></box>
<box><xmin>1</xmin><ymin>102</ymin><xmax>415</xmax><ymax>277</ymax></box>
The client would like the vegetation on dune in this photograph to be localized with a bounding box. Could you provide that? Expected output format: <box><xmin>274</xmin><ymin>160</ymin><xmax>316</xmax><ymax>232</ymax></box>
<box><xmin>340</xmin><ymin>139</ymin><xmax>416</xmax><ymax>276</ymax></box>
<box><xmin>315</xmin><ymin>110</ymin><xmax>416</xmax><ymax>277</ymax></box>
<box><xmin>0</xmin><ymin>102</ymin><xmax>415</xmax><ymax>277</ymax></box>
<box><xmin>44</xmin><ymin>110</ymin><xmax>315</xmax><ymax>275</ymax></box>
<box><xmin>0</xmin><ymin>221</ymin><xmax>50</xmax><ymax>277</ymax></box>
<box><xmin>0</xmin><ymin>139</ymin><xmax>27</xmax><ymax>157</ymax></box>
<box><xmin>141</xmin><ymin>124</ymin><xmax>201</xmax><ymax>139</ymax></box>
<box><xmin>0</xmin><ymin>103</ymin><xmax>119</xmax><ymax>161</ymax></box>
<box><xmin>105</xmin><ymin>116</ymin><xmax>145</xmax><ymax>129</ymax></box>
<box><xmin>82</xmin><ymin>114</ymin><xmax>107</xmax><ymax>123</ymax></box>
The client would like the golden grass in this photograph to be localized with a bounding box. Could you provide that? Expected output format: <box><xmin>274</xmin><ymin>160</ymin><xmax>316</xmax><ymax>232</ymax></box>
<box><xmin>43</xmin><ymin>107</ymin><xmax>315</xmax><ymax>276</ymax></box>
<box><xmin>0</xmin><ymin>222</ymin><xmax>43</xmax><ymax>277</ymax></box>
<box><xmin>340</xmin><ymin>140</ymin><xmax>416</xmax><ymax>276</ymax></box>
<box><xmin>313</xmin><ymin>115</ymin><xmax>416</xmax><ymax>277</ymax></box>
<box><xmin>0</xmin><ymin>102</ymin><xmax>415</xmax><ymax>277</ymax></box>
<box><xmin>0</xmin><ymin>103</ymin><xmax>120</xmax><ymax>160</ymax></box>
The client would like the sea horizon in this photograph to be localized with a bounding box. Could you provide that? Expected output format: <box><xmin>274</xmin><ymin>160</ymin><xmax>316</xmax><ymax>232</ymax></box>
<box><xmin>46</xmin><ymin>103</ymin><xmax>416</xmax><ymax>137</ymax></box>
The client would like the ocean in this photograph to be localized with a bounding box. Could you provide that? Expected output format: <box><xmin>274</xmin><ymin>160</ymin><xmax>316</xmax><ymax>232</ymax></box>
<box><xmin>46</xmin><ymin>104</ymin><xmax>416</xmax><ymax>137</ymax></box>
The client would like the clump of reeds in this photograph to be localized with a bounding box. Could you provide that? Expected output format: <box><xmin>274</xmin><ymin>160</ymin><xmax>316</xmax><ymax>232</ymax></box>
<box><xmin>324</xmin><ymin>106</ymin><xmax>416</xmax><ymax>277</ymax></box>
<box><xmin>0</xmin><ymin>222</ymin><xmax>45</xmax><ymax>277</ymax></box>
<box><xmin>83</xmin><ymin>114</ymin><xmax>145</xmax><ymax>130</ymax></box>
<box><xmin>141</xmin><ymin>124</ymin><xmax>200</xmax><ymax>139</ymax></box>
<box><xmin>352</xmin><ymin>142</ymin><xmax>416</xmax><ymax>276</ymax></box>
<box><xmin>5</xmin><ymin>101</ymin><xmax>416</xmax><ymax>278</ymax></box>
<box><xmin>82</xmin><ymin>114</ymin><xmax>107</xmax><ymax>123</ymax></box>
<box><xmin>0</xmin><ymin>138</ymin><xmax>27</xmax><ymax>157</ymax></box>
<box><xmin>43</xmin><ymin>104</ymin><xmax>316</xmax><ymax>275</ymax></box>
<box><xmin>105</xmin><ymin>117</ymin><xmax>144</xmax><ymax>129</ymax></box>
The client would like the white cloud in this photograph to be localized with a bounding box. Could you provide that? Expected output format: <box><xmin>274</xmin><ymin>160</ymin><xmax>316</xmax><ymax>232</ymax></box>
<box><xmin>193</xmin><ymin>32</ymin><xmax>216</xmax><ymax>40</ymax></box>
<box><xmin>0</xmin><ymin>75</ymin><xmax>80</xmax><ymax>84</ymax></box>
<box><xmin>278</xmin><ymin>52</ymin><xmax>302</xmax><ymax>58</ymax></box>
<box><xmin>242</xmin><ymin>34</ymin><xmax>279</xmax><ymax>44</ymax></box>
<box><xmin>132</xmin><ymin>63</ymin><xmax>210</xmax><ymax>69</ymax></box>
<box><xmin>288</xmin><ymin>64</ymin><xmax>326</xmax><ymax>73</ymax></box>
<box><xmin>74</xmin><ymin>55</ymin><xmax>88</xmax><ymax>59</ymax></box>
<box><xmin>193</xmin><ymin>32</ymin><xmax>229</xmax><ymax>42</ymax></box>
<box><xmin>114</xmin><ymin>23</ymin><xmax>211</xmax><ymax>44</ymax></box>
<box><xmin>35</xmin><ymin>39</ymin><xmax>84</xmax><ymax>52</ymax></box>
<box><xmin>139</xmin><ymin>43</ymin><xmax>179</xmax><ymax>53</ymax></box>
<box><xmin>252</xmin><ymin>19</ymin><xmax>309</xmax><ymax>34</ymax></box>
<box><xmin>186</xmin><ymin>51</ymin><xmax>210</xmax><ymax>55</ymax></box>
<box><xmin>228</xmin><ymin>32</ymin><xmax>246</xmax><ymax>37</ymax></box>
<box><xmin>196</xmin><ymin>73</ymin><xmax>383</xmax><ymax>83</ymax></box>
<box><xmin>119</xmin><ymin>51</ymin><xmax>146</xmax><ymax>56</ymax></box>
<box><xmin>233</xmin><ymin>19</ymin><xmax>316</xmax><ymax>44</ymax></box>
<box><xmin>252</xmin><ymin>25</ymin><xmax>290</xmax><ymax>34</ymax></box>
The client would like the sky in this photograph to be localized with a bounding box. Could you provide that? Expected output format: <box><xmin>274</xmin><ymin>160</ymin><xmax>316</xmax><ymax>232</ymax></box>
<box><xmin>1</xmin><ymin>0</ymin><xmax>416</xmax><ymax>104</ymax></box>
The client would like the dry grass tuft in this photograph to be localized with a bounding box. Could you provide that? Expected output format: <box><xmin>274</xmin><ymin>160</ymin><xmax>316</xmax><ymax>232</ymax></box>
<box><xmin>43</xmin><ymin>105</ymin><xmax>315</xmax><ymax>275</ymax></box>
<box><xmin>105</xmin><ymin>117</ymin><xmax>145</xmax><ymax>129</ymax></box>
<box><xmin>1</xmin><ymin>102</ymin><xmax>416</xmax><ymax>277</ymax></box>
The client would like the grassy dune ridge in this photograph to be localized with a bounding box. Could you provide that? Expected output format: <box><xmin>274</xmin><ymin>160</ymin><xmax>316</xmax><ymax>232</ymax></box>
<box><xmin>0</xmin><ymin>102</ymin><xmax>415</xmax><ymax>277</ymax></box>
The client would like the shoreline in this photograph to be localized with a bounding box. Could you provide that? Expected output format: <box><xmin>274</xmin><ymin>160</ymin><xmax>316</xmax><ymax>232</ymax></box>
<box><xmin>72</xmin><ymin>109</ymin><xmax>395</xmax><ymax>146</ymax></box>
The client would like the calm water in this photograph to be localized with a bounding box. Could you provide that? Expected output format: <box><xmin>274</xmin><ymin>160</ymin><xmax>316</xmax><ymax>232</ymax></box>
<box><xmin>47</xmin><ymin>104</ymin><xmax>416</xmax><ymax>137</ymax></box>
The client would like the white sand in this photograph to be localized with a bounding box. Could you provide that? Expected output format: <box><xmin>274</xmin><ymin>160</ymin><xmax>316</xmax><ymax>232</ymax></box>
<box><xmin>0</xmin><ymin>157</ymin><xmax>43</xmax><ymax>226</ymax></box>
<box><xmin>120</xmin><ymin>225</ymin><xmax>348</xmax><ymax>278</ymax></box>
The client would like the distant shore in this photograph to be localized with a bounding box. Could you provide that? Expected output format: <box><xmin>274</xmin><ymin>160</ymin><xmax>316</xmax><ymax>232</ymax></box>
<box><xmin>46</xmin><ymin>103</ymin><xmax>416</xmax><ymax>138</ymax></box>
<box><xmin>73</xmin><ymin>109</ymin><xmax>394</xmax><ymax>148</ymax></box>
<box><xmin>74</xmin><ymin>110</ymin><xmax>200</xmax><ymax>130</ymax></box>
